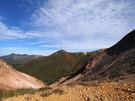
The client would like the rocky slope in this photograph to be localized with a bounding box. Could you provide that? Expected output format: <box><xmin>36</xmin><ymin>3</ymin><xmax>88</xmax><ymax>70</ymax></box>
<box><xmin>0</xmin><ymin>59</ymin><xmax>45</xmax><ymax>90</ymax></box>
<box><xmin>81</xmin><ymin>29</ymin><xmax>135</xmax><ymax>81</ymax></box>
<box><xmin>3</xmin><ymin>75</ymin><xmax>135</xmax><ymax>101</ymax></box>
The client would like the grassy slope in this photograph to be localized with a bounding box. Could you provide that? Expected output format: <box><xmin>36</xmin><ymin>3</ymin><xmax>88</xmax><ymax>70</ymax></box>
<box><xmin>13</xmin><ymin>50</ymin><xmax>103</xmax><ymax>85</ymax></box>
<box><xmin>0</xmin><ymin>89</ymin><xmax>38</xmax><ymax>100</ymax></box>
<box><xmin>13</xmin><ymin>50</ymin><xmax>85</xmax><ymax>85</ymax></box>
<box><xmin>75</xmin><ymin>49</ymin><xmax>104</xmax><ymax>71</ymax></box>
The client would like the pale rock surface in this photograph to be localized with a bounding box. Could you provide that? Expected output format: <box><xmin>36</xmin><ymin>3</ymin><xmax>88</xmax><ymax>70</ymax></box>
<box><xmin>0</xmin><ymin>59</ymin><xmax>45</xmax><ymax>90</ymax></box>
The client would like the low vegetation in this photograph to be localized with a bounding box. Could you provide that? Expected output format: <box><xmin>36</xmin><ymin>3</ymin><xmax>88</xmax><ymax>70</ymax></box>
<box><xmin>40</xmin><ymin>88</ymin><xmax>64</xmax><ymax>98</ymax></box>
<box><xmin>0</xmin><ymin>89</ymin><xmax>38</xmax><ymax>100</ymax></box>
<box><xmin>12</xmin><ymin>50</ymin><xmax>103</xmax><ymax>85</ymax></box>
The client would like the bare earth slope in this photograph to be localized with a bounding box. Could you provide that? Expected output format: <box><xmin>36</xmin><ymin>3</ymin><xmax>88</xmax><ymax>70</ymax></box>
<box><xmin>0</xmin><ymin>59</ymin><xmax>45</xmax><ymax>90</ymax></box>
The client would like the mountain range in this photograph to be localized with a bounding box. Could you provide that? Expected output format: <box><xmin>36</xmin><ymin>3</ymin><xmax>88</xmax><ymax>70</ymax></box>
<box><xmin>54</xmin><ymin>30</ymin><xmax>135</xmax><ymax>85</ymax></box>
<box><xmin>12</xmin><ymin>50</ymin><xmax>103</xmax><ymax>85</ymax></box>
<box><xmin>0</xmin><ymin>53</ymin><xmax>41</xmax><ymax>64</ymax></box>
<box><xmin>0</xmin><ymin>29</ymin><xmax>134</xmax><ymax>89</ymax></box>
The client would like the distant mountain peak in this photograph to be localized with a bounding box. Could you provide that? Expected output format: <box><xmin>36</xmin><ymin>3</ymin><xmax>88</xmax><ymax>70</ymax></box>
<box><xmin>52</xmin><ymin>50</ymin><xmax>68</xmax><ymax>55</ymax></box>
<box><xmin>0</xmin><ymin>54</ymin><xmax>41</xmax><ymax>64</ymax></box>
<box><xmin>9</xmin><ymin>53</ymin><xmax>16</xmax><ymax>55</ymax></box>
<box><xmin>9</xmin><ymin>53</ymin><xmax>28</xmax><ymax>56</ymax></box>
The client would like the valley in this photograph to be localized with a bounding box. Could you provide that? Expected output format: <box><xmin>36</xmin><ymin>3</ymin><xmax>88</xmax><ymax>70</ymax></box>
<box><xmin>0</xmin><ymin>30</ymin><xmax>135</xmax><ymax>101</ymax></box>
<box><xmin>0</xmin><ymin>0</ymin><xmax>135</xmax><ymax>100</ymax></box>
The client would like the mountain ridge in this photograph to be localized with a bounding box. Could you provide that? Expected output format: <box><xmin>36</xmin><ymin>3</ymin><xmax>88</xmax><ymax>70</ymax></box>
<box><xmin>107</xmin><ymin>29</ymin><xmax>135</xmax><ymax>55</ymax></box>
<box><xmin>13</xmin><ymin>50</ymin><xmax>87</xmax><ymax>85</ymax></box>
<box><xmin>51</xmin><ymin>29</ymin><xmax>135</xmax><ymax>85</ymax></box>
<box><xmin>13</xmin><ymin>49</ymin><xmax>104</xmax><ymax>85</ymax></box>
<box><xmin>0</xmin><ymin>54</ymin><xmax>41</xmax><ymax>64</ymax></box>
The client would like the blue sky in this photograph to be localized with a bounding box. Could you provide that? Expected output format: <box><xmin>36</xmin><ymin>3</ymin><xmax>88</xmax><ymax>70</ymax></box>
<box><xmin>0</xmin><ymin>0</ymin><xmax>135</xmax><ymax>56</ymax></box>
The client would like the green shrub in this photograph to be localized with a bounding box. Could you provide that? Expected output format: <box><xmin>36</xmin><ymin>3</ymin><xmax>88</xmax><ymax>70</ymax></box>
<box><xmin>40</xmin><ymin>88</ymin><xmax>64</xmax><ymax>98</ymax></box>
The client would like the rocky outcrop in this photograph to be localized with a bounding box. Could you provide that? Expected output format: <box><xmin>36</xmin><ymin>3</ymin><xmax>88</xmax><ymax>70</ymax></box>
<box><xmin>0</xmin><ymin>59</ymin><xmax>45</xmax><ymax>90</ymax></box>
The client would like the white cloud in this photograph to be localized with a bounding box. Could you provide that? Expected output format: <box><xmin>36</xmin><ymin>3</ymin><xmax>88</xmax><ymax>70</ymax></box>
<box><xmin>0</xmin><ymin>21</ymin><xmax>30</xmax><ymax>39</ymax></box>
<box><xmin>29</xmin><ymin>0</ymin><xmax>135</xmax><ymax>51</ymax></box>
<box><xmin>41</xmin><ymin>44</ymin><xmax>59</xmax><ymax>48</ymax></box>
<box><xmin>0</xmin><ymin>0</ymin><xmax>135</xmax><ymax>56</ymax></box>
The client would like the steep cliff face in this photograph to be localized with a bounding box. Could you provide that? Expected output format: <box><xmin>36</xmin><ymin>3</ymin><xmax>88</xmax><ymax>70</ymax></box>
<box><xmin>0</xmin><ymin>59</ymin><xmax>45</xmax><ymax>90</ymax></box>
